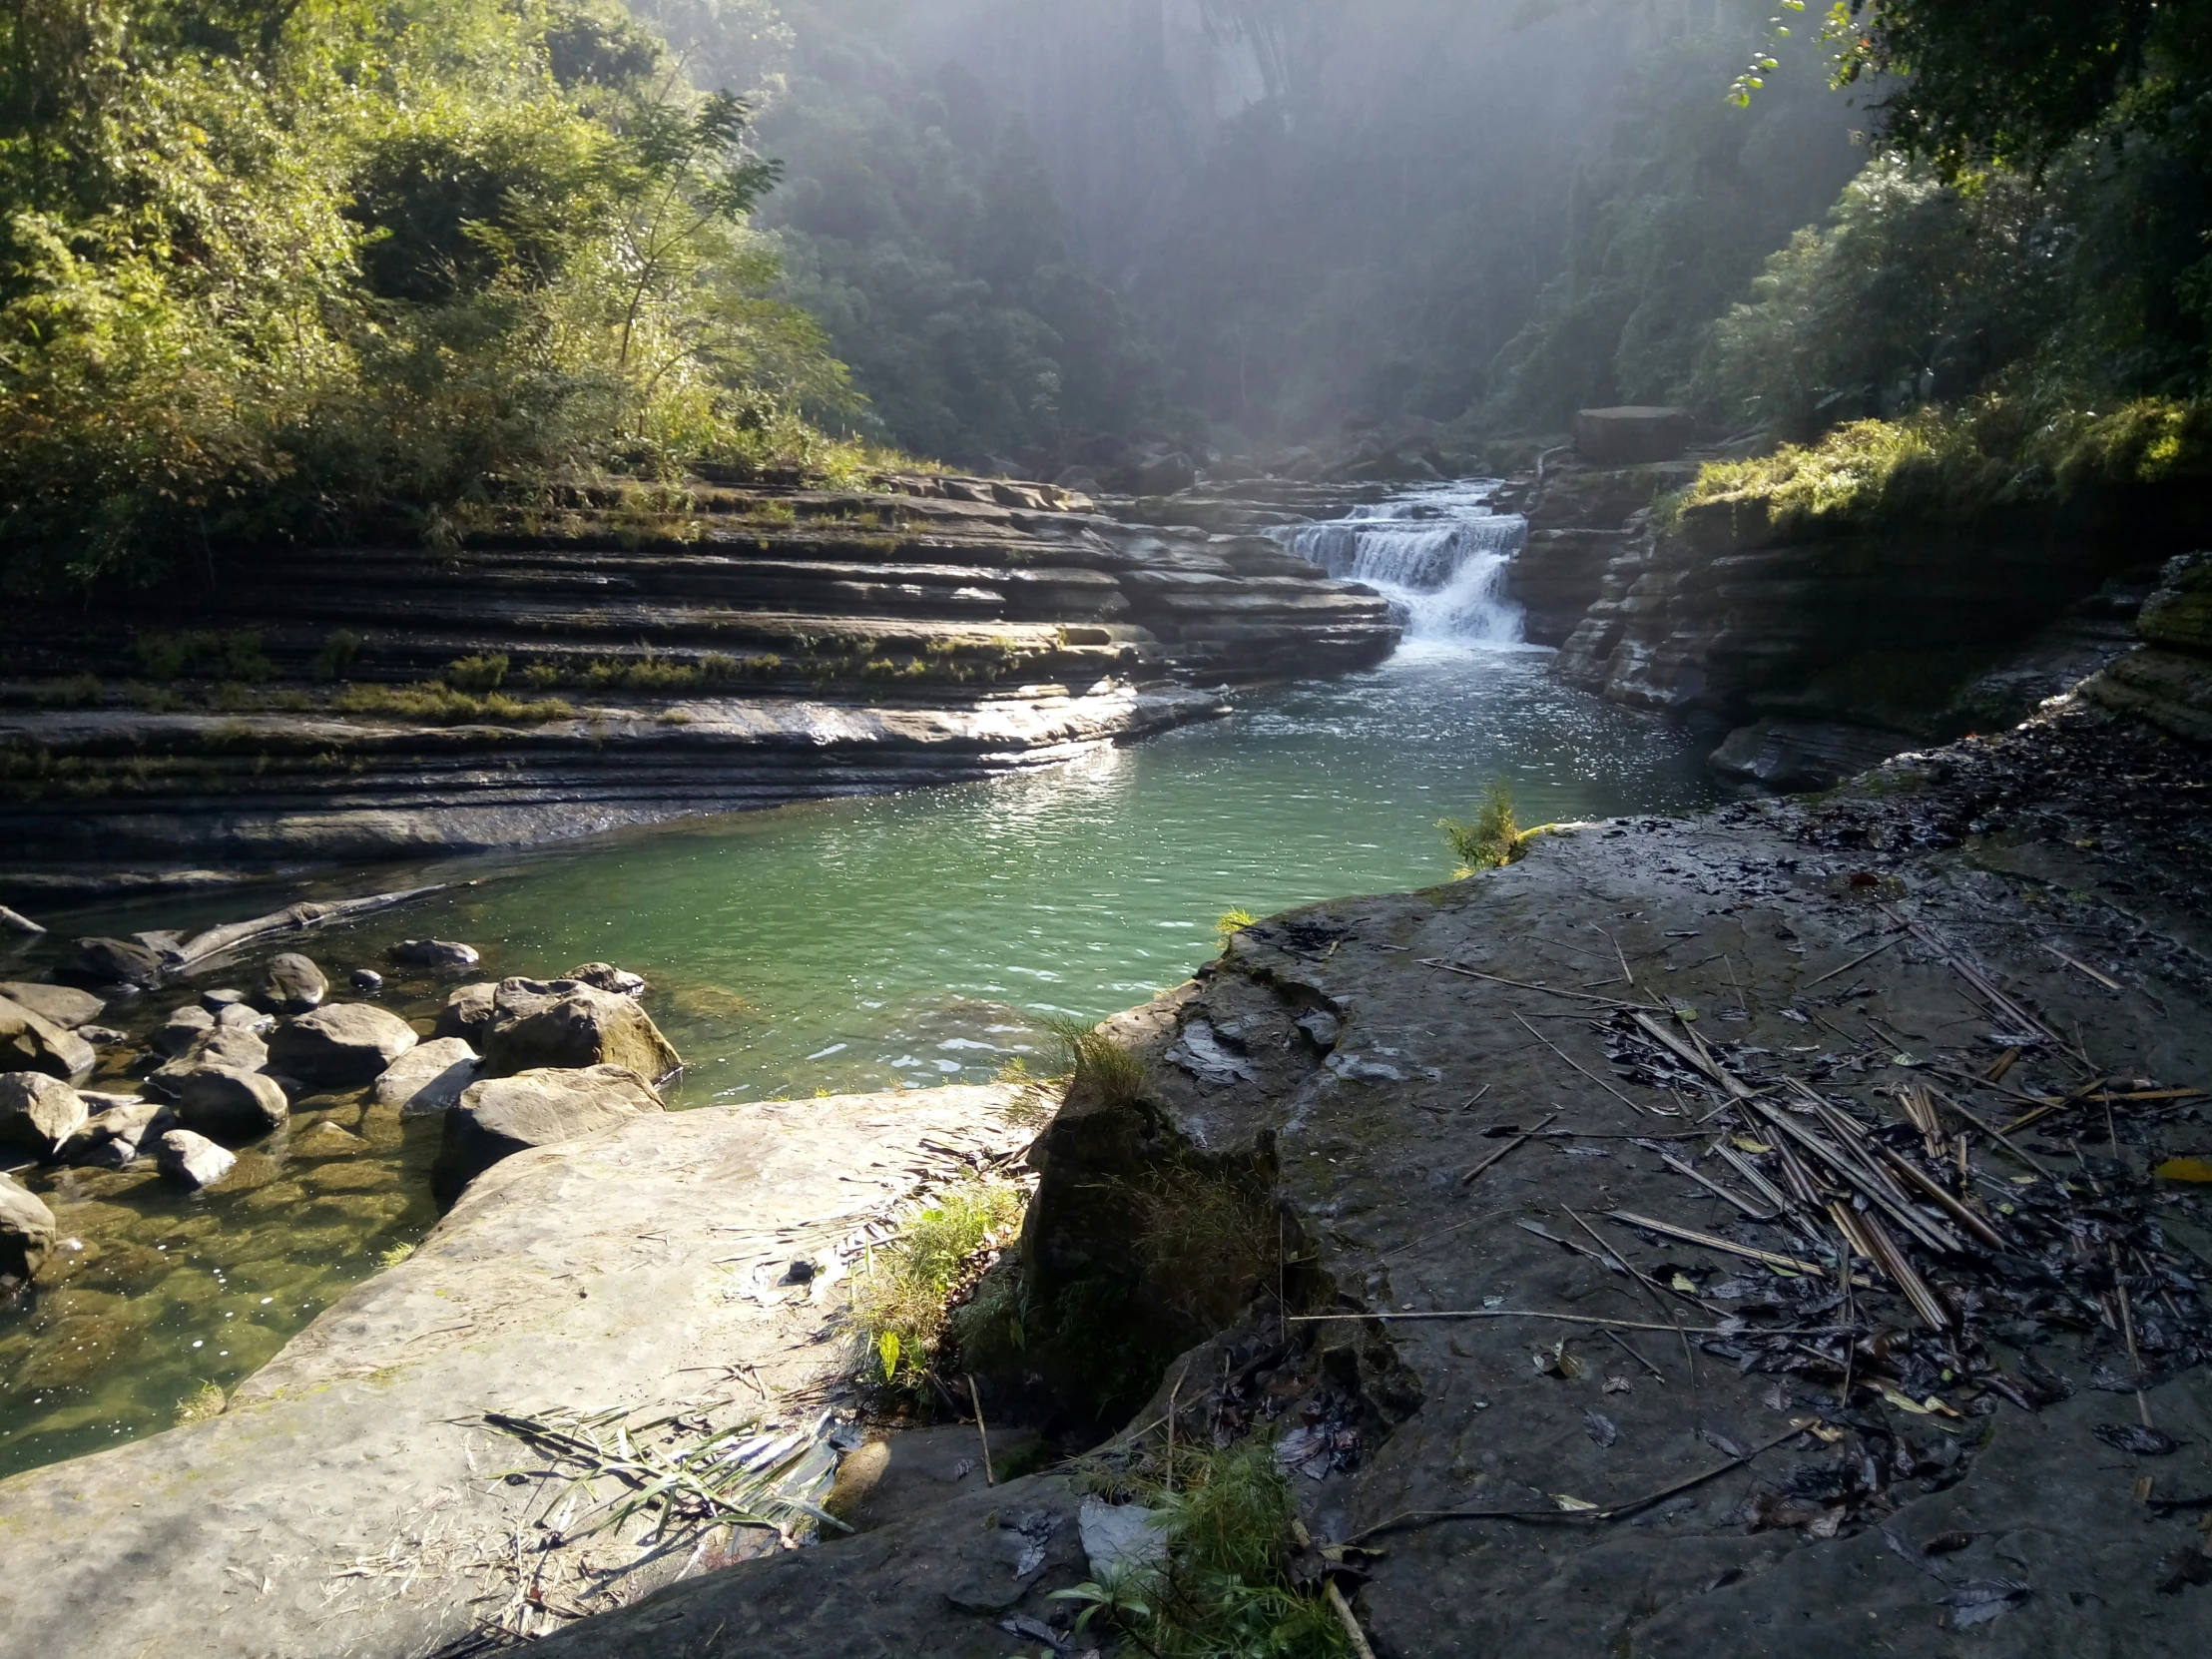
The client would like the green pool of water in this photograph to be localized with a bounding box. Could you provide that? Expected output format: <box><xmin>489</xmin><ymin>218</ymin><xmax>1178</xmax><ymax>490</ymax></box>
<box><xmin>0</xmin><ymin>644</ymin><xmax>1719</xmax><ymax>1477</ymax></box>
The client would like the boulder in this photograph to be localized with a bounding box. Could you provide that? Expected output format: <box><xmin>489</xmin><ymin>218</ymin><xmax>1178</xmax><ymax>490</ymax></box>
<box><xmin>0</xmin><ymin>904</ymin><xmax>46</xmax><ymax>935</ymax></box>
<box><xmin>0</xmin><ymin>1073</ymin><xmax>87</xmax><ymax>1158</ymax></box>
<box><xmin>373</xmin><ymin>1037</ymin><xmax>482</xmax><ymax>1117</ymax></box>
<box><xmin>564</xmin><ymin>961</ymin><xmax>647</xmax><ymax>997</ymax></box>
<box><xmin>352</xmin><ymin>969</ymin><xmax>384</xmax><ymax>994</ymax></box>
<box><xmin>173</xmin><ymin>1067</ymin><xmax>289</xmax><ymax>1142</ymax></box>
<box><xmin>146</xmin><ymin>1027</ymin><xmax>270</xmax><ymax>1098</ymax></box>
<box><xmin>389</xmin><ymin>939</ymin><xmax>481</xmax><ymax>972</ymax></box>
<box><xmin>0</xmin><ymin>994</ymin><xmax>97</xmax><ymax>1082</ymax></box>
<box><xmin>201</xmin><ymin>988</ymin><xmax>247</xmax><ymax>1009</ymax></box>
<box><xmin>58</xmin><ymin>1100</ymin><xmax>172</xmax><ymax>1168</ymax></box>
<box><xmin>155</xmin><ymin>1129</ymin><xmax>237</xmax><ymax>1190</ymax></box>
<box><xmin>267</xmin><ymin>1002</ymin><xmax>416</xmax><ymax>1087</ymax></box>
<box><xmin>1571</xmin><ymin>404</ymin><xmax>1695</xmax><ymax>465</ymax></box>
<box><xmin>432</xmin><ymin>982</ymin><xmax>499</xmax><ymax>1045</ymax></box>
<box><xmin>68</xmin><ymin>935</ymin><xmax>167</xmax><ymax>986</ymax></box>
<box><xmin>479</xmin><ymin>978</ymin><xmax>682</xmax><ymax>1082</ymax></box>
<box><xmin>433</xmin><ymin>1064</ymin><xmax>662</xmax><ymax>1204</ymax></box>
<box><xmin>0</xmin><ymin>982</ymin><xmax>103</xmax><ymax>1029</ymax></box>
<box><xmin>216</xmin><ymin>1001</ymin><xmax>275</xmax><ymax>1035</ymax></box>
<box><xmin>254</xmin><ymin>952</ymin><xmax>328</xmax><ymax>1014</ymax></box>
<box><xmin>1</xmin><ymin>1169</ymin><xmax>56</xmax><ymax>1288</ymax></box>
<box><xmin>152</xmin><ymin>1003</ymin><xmax>217</xmax><ymax>1056</ymax></box>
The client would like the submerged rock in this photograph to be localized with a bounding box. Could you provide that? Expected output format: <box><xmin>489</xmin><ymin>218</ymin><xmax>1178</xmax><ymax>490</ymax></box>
<box><xmin>155</xmin><ymin>1129</ymin><xmax>236</xmax><ymax>1190</ymax></box>
<box><xmin>173</xmin><ymin>1067</ymin><xmax>288</xmax><ymax>1142</ymax></box>
<box><xmin>564</xmin><ymin>961</ymin><xmax>648</xmax><ymax>997</ymax></box>
<box><xmin>0</xmin><ymin>1073</ymin><xmax>86</xmax><ymax>1158</ymax></box>
<box><xmin>479</xmin><ymin>978</ymin><xmax>681</xmax><ymax>1082</ymax></box>
<box><xmin>0</xmin><ymin>1169</ymin><xmax>56</xmax><ymax>1291</ymax></box>
<box><xmin>351</xmin><ymin>968</ymin><xmax>384</xmax><ymax>994</ymax></box>
<box><xmin>434</xmin><ymin>1064</ymin><xmax>662</xmax><ymax>1204</ymax></box>
<box><xmin>67</xmin><ymin>936</ymin><xmax>166</xmax><ymax>987</ymax></box>
<box><xmin>0</xmin><ymin>983</ymin><xmax>103</xmax><ymax>1030</ymax></box>
<box><xmin>374</xmin><ymin>1037</ymin><xmax>482</xmax><ymax>1117</ymax></box>
<box><xmin>267</xmin><ymin>1002</ymin><xmax>416</xmax><ymax>1087</ymax></box>
<box><xmin>0</xmin><ymin>995</ymin><xmax>96</xmax><ymax>1083</ymax></box>
<box><xmin>254</xmin><ymin>952</ymin><xmax>328</xmax><ymax>1015</ymax></box>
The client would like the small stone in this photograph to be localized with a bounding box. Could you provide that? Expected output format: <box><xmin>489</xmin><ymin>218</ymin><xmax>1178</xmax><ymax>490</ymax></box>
<box><xmin>564</xmin><ymin>962</ymin><xmax>648</xmax><ymax>997</ymax></box>
<box><xmin>389</xmin><ymin>939</ymin><xmax>481</xmax><ymax>973</ymax></box>
<box><xmin>0</xmin><ymin>905</ymin><xmax>46</xmax><ymax>936</ymax></box>
<box><xmin>255</xmin><ymin>953</ymin><xmax>328</xmax><ymax>1015</ymax></box>
<box><xmin>153</xmin><ymin>1004</ymin><xmax>218</xmax><ymax>1056</ymax></box>
<box><xmin>0</xmin><ymin>994</ymin><xmax>97</xmax><ymax>1082</ymax></box>
<box><xmin>267</xmin><ymin>1003</ymin><xmax>417</xmax><ymax>1087</ymax></box>
<box><xmin>173</xmin><ymin>1067</ymin><xmax>289</xmax><ymax>1143</ymax></box>
<box><xmin>351</xmin><ymin>969</ymin><xmax>384</xmax><ymax>994</ymax></box>
<box><xmin>0</xmin><ymin>1073</ymin><xmax>87</xmax><ymax>1158</ymax></box>
<box><xmin>200</xmin><ymin>988</ymin><xmax>247</xmax><ymax>1010</ymax></box>
<box><xmin>156</xmin><ymin>1129</ymin><xmax>237</xmax><ymax>1190</ymax></box>
<box><xmin>76</xmin><ymin>1025</ymin><xmax>128</xmax><ymax>1047</ymax></box>
<box><xmin>0</xmin><ymin>983</ymin><xmax>104</xmax><ymax>1029</ymax></box>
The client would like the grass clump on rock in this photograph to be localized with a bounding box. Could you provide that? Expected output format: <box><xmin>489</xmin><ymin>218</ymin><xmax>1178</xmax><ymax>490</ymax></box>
<box><xmin>332</xmin><ymin>683</ymin><xmax>576</xmax><ymax>726</ymax></box>
<box><xmin>1038</xmin><ymin>1012</ymin><xmax>1149</xmax><ymax>1109</ymax></box>
<box><xmin>848</xmin><ymin>1177</ymin><xmax>1025</xmax><ymax>1388</ymax></box>
<box><xmin>1057</xmin><ymin>1440</ymin><xmax>1353</xmax><ymax>1658</ymax></box>
<box><xmin>1440</xmin><ymin>778</ymin><xmax>1520</xmax><ymax>875</ymax></box>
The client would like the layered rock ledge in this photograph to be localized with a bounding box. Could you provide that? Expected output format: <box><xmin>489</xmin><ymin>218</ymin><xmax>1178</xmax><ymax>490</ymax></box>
<box><xmin>0</xmin><ymin>476</ymin><xmax>1395</xmax><ymax>883</ymax></box>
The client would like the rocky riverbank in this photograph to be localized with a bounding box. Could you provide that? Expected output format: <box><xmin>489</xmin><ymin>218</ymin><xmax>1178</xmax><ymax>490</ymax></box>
<box><xmin>0</xmin><ymin>473</ymin><xmax>1395</xmax><ymax>890</ymax></box>
<box><xmin>526</xmin><ymin>691</ymin><xmax>2212</xmax><ymax>1658</ymax></box>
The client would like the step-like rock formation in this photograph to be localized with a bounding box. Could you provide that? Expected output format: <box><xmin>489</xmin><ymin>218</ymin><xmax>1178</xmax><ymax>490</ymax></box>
<box><xmin>0</xmin><ymin>476</ymin><xmax>1396</xmax><ymax>878</ymax></box>
<box><xmin>2086</xmin><ymin>550</ymin><xmax>2212</xmax><ymax>743</ymax></box>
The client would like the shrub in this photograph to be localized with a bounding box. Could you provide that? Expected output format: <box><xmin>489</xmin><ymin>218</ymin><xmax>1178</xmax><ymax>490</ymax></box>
<box><xmin>445</xmin><ymin>653</ymin><xmax>510</xmax><ymax>691</ymax></box>
<box><xmin>1037</xmin><ymin>1013</ymin><xmax>1148</xmax><ymax>1108</ymax></box>
<box><xmin>1440</xmin><ymin>778</ymin><xmax>1519</xmax><ymax>875</ymax></box>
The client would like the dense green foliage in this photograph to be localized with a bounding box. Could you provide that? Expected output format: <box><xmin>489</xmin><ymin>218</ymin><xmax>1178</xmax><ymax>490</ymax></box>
<box><xmin>0</xmin><ymin>0</ymin><xmax>860</xmax><ymax>594</ymax></box>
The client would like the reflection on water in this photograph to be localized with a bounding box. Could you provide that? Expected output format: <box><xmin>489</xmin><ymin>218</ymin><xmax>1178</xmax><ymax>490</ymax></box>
<box><xmin>0</xmin><ymin>645</ymin><xmax>1716</xmax><ymax>1476</ymax></box>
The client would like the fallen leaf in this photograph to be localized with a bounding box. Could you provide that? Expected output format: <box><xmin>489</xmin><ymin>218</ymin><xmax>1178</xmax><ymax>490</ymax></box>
<box><xmin>1584</xmin><ymin>1409</ymin><xmax>1619</xmax><ymax>1449</ymax></box>
<box><xmin>1940</xmin><ymin>1579</ymin><xmax>2031</xmax><ymax>1629</ymax></box>
<box><xmin>1603</xmin><ymin>1376</ymin><xmax>1632</xmax><ymax>1395</ymax></box>
<box><xmin>1670</xmin><ymin>1272</ymin><xmax>1699</xmax><ymax>1294</ymax></box>
<box><xmin>1551</xmin><ymin>1493</ymin><xmax>1599</xmax><ymax>1512</ymax></box>
<box><xmin>2094</xmin><ymin>1423</ymin><xmax>2182</xmax><ymax>1456</ymax></box>
<box><xmin>1730</xmin><ymin>1137</ymin><xmax>1774</xmax><ymax>1154</ymax></box>
<box><xmin>2153</xmin><ymin>1157</ymin><xmax>2212</xmax><ymax>1183</ymax></box>
<box><xmin>1880</xmin><ymin>1386</ymin><xmax>1936</xmax><ymax>1415</ymax></box>
<box><xmin>1807</xmin><ymin>1506</ymin><xmax>1846</xmax><ymax>1539</ymax></box>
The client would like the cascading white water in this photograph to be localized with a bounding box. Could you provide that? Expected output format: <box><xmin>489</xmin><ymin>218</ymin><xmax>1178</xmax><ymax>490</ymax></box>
<box><xmin>1270</xmin><ymin>480</ymin><xmax>1529</xmax><ymax>647</ymax></box>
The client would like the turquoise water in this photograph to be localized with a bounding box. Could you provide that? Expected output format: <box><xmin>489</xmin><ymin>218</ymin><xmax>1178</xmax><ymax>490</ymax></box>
<box><xmin>1</xmin><ymin>642</ymin><xmax>1718</xmax><ymax>1476</ymax></box>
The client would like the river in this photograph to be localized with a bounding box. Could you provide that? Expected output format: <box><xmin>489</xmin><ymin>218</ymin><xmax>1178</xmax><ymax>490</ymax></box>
<box><xmin>0</xmin><ymin>482</ymin><xmax>1719</xmax><ymax>1478</ymax></box>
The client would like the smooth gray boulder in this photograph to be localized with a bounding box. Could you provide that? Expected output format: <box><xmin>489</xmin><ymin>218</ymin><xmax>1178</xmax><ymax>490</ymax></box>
<box><xmin>0</xmin><ymin>982</ymin><xmax>103</xmax><ymax>1029</ymax></box>
<box><xmin>0</xmin><ymin>1073</ymin><xmax>87</xmax><ymax>1158</ymax></box>
<box><xmin>69</xmin><ymin>935</ymin><xmax>165</xmax><ymax>986</ymax></box>
<box><xmin>433</xmin><ymin>1064</ymin><xmax>662</xmax><ymax>1204</ymax></box>
<box><xmin>58</xmin><ymin>1100</ymin><xmax>171</xmax><ymax>1168</ymax></box>
<box><xmin>0</xmin><ymin>1169</ymin><xmax>56</xmax><ymax>1284</ymax></box>
<box><xmin>174</xmin><ymin>1067</ymin><xmax>288</xmax><ymax>1142</ymax></box>
<box><xmin>0</xmin><ymin>994</ymin><xmax>96</xmax><ymax>1082</ymax></box>
<box><xmin>146</xmin><ymin>1026</ymin><xmax>270</xmax><ymax>1098</ymax></box>
<box><xmin>431</xmin><ymin>981</ymin><xmax>498</xmax><ymax>1044</ymax></box>
<box><xmin>254</xmin><ymin>951</ymin><xmax>328</xmax><ymax>1014</ymax></box>
<box><xmin>155</xmin><ymin>1129</ymin><xmax>236</xmax><ymax>1190</ymax></box>
<box><xmin>479</xmin><ymin>978</ymin><xmax>682</xmax><ymax>1082</ymax></box>
<box><xmin>267</xmin><ymin>1002</ymin><xmax>416</xmax><ymax>1087</ymax></box>
<box><xmin>152</xmin><ymin>1003</ymin><xmax>216</xmax><ymax>1056</ymax></box>
<box><xmin>374</xmin><ymin>1037</ymin><xmax>482</xmax><ymax>1117</ymax></box>
<box><xmin>200</xmin><ymin>988</ymin><xmax>246</xmax><ymax>1009</ymax></box>
<box><xmin>565</xmin><ymin>961</ymin><xmax>648</xmax><ymax>996</ymax></box>
<box><xmin>216</xmin><ymin>1001</ymin><xmax>275</xmax><ymax>1035</ymax></box>
<box><xmin>390</xmin><ymin>939</ymin><xmax>480</xmax><ymax>972</ymax></box>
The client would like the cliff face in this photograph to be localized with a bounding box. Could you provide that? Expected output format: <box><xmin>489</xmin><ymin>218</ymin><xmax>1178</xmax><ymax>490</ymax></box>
<box><xmin>0</xmin><ymin>475</ymin><xmax>1395</xmax><ymax>883</ymax></box>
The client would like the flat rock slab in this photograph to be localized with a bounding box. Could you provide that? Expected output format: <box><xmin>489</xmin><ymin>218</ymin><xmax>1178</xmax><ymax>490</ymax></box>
<box><xmin>0</xmin><ymin>1083</ymin><xmax>1040</xmax><ymax>1658</ymax></box>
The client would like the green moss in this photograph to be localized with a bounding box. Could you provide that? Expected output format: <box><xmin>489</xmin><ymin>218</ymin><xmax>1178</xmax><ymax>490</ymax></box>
<box><xmin>331</xmin><ymin>683</ymin><xmax>574</xmax><ymax>725</ymax></box>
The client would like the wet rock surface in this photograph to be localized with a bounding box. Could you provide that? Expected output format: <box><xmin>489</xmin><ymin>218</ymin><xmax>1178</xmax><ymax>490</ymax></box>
<box><xmin>553</xmin><ymin>698</ymin><xmax>2211</xmax><ymax>1658</ymax></box>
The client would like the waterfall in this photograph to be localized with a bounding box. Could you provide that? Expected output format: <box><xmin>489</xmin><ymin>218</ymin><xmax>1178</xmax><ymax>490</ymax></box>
<box><xmin>1270</xmin><ymin>481</ymin><xmax>1528</xmax><ymax>647</ymax></box>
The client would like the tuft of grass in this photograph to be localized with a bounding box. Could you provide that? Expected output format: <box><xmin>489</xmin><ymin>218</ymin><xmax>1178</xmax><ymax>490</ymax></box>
<box><xmin>1037</xmin><ymin>1012</ymin><xmax>1149</xmax><ymax>1108</ymax></box>
<box><xmin>1216</xmin><ymin>907</ymin><xmax>1257</xmax><ymax>946</ymax></box>
<box><xmin>848</xmin><ymin>1177</ymin><xmax>1026</xmax><ymax>1389</ymax></box>
<box><xmin>1053</xmin><ymin>1440</ymin><xmax>1352</xmax><ymax>1658</ymax></box>
<box><xmin>310</xmin><ymin>629</ymin><xmax>363</xmax><ymax>682</ymax></box>
<box><xmin>1136</xmin><ymin>1163</ymin><xmax>1277</xmax><ymax>1327</ymax></box>
<box><xmin>176</xmin><ymin>1382</ymin><xmax>227</xmax><ymax>1424</ymax></box>
<box><xmin>445</xmin><ymin>652</ymin><xmax>510</xmax><ymax>691</ymax></box>
<box><xmin>1440</xmin><ymin>778</ymin><xmax>1519</xmax><ymax>876</ymax></box>
<box><xmin>377</xmin><ymin>1241</ymin><xmax>416</xmax><ymax>1269</ymax></box>
<box><xmin>332</xmin><ymin>683</ymin><xmax>574</xmax><ymax>725</ymax></box>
